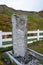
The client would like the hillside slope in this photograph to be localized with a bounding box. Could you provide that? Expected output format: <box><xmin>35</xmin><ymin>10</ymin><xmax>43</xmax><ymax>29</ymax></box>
<box><xmin>28</xmin><ymin>13</ymin><xmax>43</xmax><ymax>30</ymax></box>
<box><xmin>0</xmin><ymin>14</ymin><xmax>12</xmax><ymax>31</ymax></box>
<box><xmin>0</xmin><ymin>5</ymin><xmax>43</xmax><ymax>31</ymax></box>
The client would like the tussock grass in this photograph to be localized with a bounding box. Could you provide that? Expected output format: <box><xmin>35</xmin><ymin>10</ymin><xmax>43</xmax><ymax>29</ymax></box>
<box><xmin>27</xmin><ymin>40</ymin><xmax>43</xmax><ymax>54</ymax></box>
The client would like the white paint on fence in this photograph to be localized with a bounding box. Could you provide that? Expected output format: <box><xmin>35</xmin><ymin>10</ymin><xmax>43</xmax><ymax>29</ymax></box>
<box><xmin>0</xmin><ymin>31</ymin><xmax>2</xmax><ymax>47</ymax></box>
<box><xmin>27</xmin><ymin>31</ymin><xmax>37</xmax><ymax>34</ymax></box>
<box><xmin>27</xmin><ymin>29</ymin><xmax>43</xmax><ymax>41</ymax></box>
<box><xmin>27</xmin><ymin>36</ymin><xmax>37</xmax><ymax>39</ymax></box>
<box><xmin>2</xmin><ymin>32</ymin><xmax>12</xmax><ymax>35</ymax></box>
<box><xmin>37</xmin><ymin>29</ymin><xmax>39</xmax><ymax>41</ymax></box>
<box><xmin>2</xmin><ymin>38</ymin><xmax>12</xmax><ymax>42</ymax></box>
<box><xmin>0</xmin><ymin>29</ymin><xmax>43</xmax><ymax>47</ymax></box>
<box><xmin>39</xmin><ymin>35</ymin><xmax>43</xmax><ymax>38</ymax></box>
<box><xmin>27</xmin><ymin>40</ymin><xmax>37</xmax><ymax>44</ymax></box>
<box><xmin>2</xmin><ymin>44</ymin><xmax>12</xmax><ymax>48</ymax></box>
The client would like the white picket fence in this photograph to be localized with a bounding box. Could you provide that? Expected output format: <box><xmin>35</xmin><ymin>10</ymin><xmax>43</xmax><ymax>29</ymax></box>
<box><xmin>0</xmin><ymin>29</ymin><xmax>43</xmax><ymax>47</ymax></box>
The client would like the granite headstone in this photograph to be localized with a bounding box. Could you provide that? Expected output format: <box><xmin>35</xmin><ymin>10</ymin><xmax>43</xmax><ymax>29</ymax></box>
<box><xmin>11</xmin><ymin>14</ymin><xmax>27</xmax><ymax>57</ymax></box>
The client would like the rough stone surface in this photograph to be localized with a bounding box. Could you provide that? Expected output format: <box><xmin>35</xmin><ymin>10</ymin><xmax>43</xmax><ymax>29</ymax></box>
<box><xmin>12</xmin><ymin>14</ymin><xmax>27</xmax><ymax>57</ymax></box>
<box><xmin>27</xmin><ymin>59</ymin><xmax>42</xmax><ymax>65</ymax></box>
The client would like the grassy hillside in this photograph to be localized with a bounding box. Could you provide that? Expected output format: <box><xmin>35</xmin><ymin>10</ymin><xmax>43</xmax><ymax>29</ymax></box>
<box><xmin>0</xmin><ymin>14</ymin><xmax>12</xmax><ymax>31</ymax></box>
<box><xmin>0</xmin><ymin>5</ymin><xmax>43</xmax><ymax>32</ymax></box>
<box><xmin>0</xmin><ymin>5</ymin><xmax>35</xmax><ymax>16</ymax></box>
<box><xmin>28</xmin><ymin>13</ymin><xmax>43</xmax><ymax>30</ymax></box>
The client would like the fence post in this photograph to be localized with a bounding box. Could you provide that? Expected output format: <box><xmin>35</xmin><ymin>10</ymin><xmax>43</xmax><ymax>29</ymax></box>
<box><xmin>37</xmin><ymin>29</ymin><xmax>39</xmax><ymax>41</ymax></box>
<box><xmin>0</xmin><ymin>31</ymin><xmax>2</xmax><ymax>47</ymax></box>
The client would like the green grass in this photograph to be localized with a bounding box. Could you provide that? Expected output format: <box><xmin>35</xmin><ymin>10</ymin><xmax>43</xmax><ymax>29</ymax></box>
<box><xmin>39</xmin><ymin>60</ymin><xmax>43</xmax><ymax>64</ymax></box>
<box><xmin>0</xmin><ymin>41</ymin><xmax>12</xmax><ymax>53</ymax></box>
<box><xmin>0</xmin><ymin>46</ymin><xmax>13</xmax><ymax>53</ymax></box>
<box><xmin>0</xmin><ymin>53</ymin><xmax>17</xmax><ymax>65</ymax></box>
<box><xmin>27</xmin><ymin>40</ymin><xmax>43</xmax><ymax>54</ymax></box>
<box><xmin>27</xmin><ymin>13</ymin><xmax>43</xmax><ymax>30</ymax></box>
<box><xmin>0</xmin><ymin>53</ymin><xmax>9</xmax><ymax>65</ymax></box>
<box><xmin>3</xmin><ymin>41</ymin><xmax>12</xmax><ymax>45</ymax></box>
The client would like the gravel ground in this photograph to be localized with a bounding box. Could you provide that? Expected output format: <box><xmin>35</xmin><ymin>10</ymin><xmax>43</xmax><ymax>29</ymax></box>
<box><xmin>27</xmin><ymin>59</ymin><xmax>42</xmax><ymax>65</ymax></box>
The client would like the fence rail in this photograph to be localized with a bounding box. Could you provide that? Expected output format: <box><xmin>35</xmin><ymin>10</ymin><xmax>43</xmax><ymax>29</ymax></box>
<box><xmin>2</xmin><ymin>38</ymin><xmax>12</xmax><ymax>42</ymax></box>
<box><xmin>0</xmin><ymin>29</ymin><xmax>43</xmax><ymax>47</ymax></box>
<box><xmin>27</xmin><ymin>29</ymin><xmax>43</xmax><ymax>43</ymax></box>
<box><xmin>2</xmin><ymin>32</ymin><xmax>12</xmax><ymax>35</ymax></box>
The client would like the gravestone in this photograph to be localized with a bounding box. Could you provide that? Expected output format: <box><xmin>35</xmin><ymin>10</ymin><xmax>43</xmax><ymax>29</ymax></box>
<box><xmin>11</xmin><ymin>14</ymin><xmax>27</xmax><ymax>57</ymax></box>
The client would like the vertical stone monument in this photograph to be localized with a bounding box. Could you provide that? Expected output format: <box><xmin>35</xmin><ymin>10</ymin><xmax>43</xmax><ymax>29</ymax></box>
<box><xmin>11</xmin><ymin>14</ymin><xmax>27</xmax><ymax>57</ymax></box>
